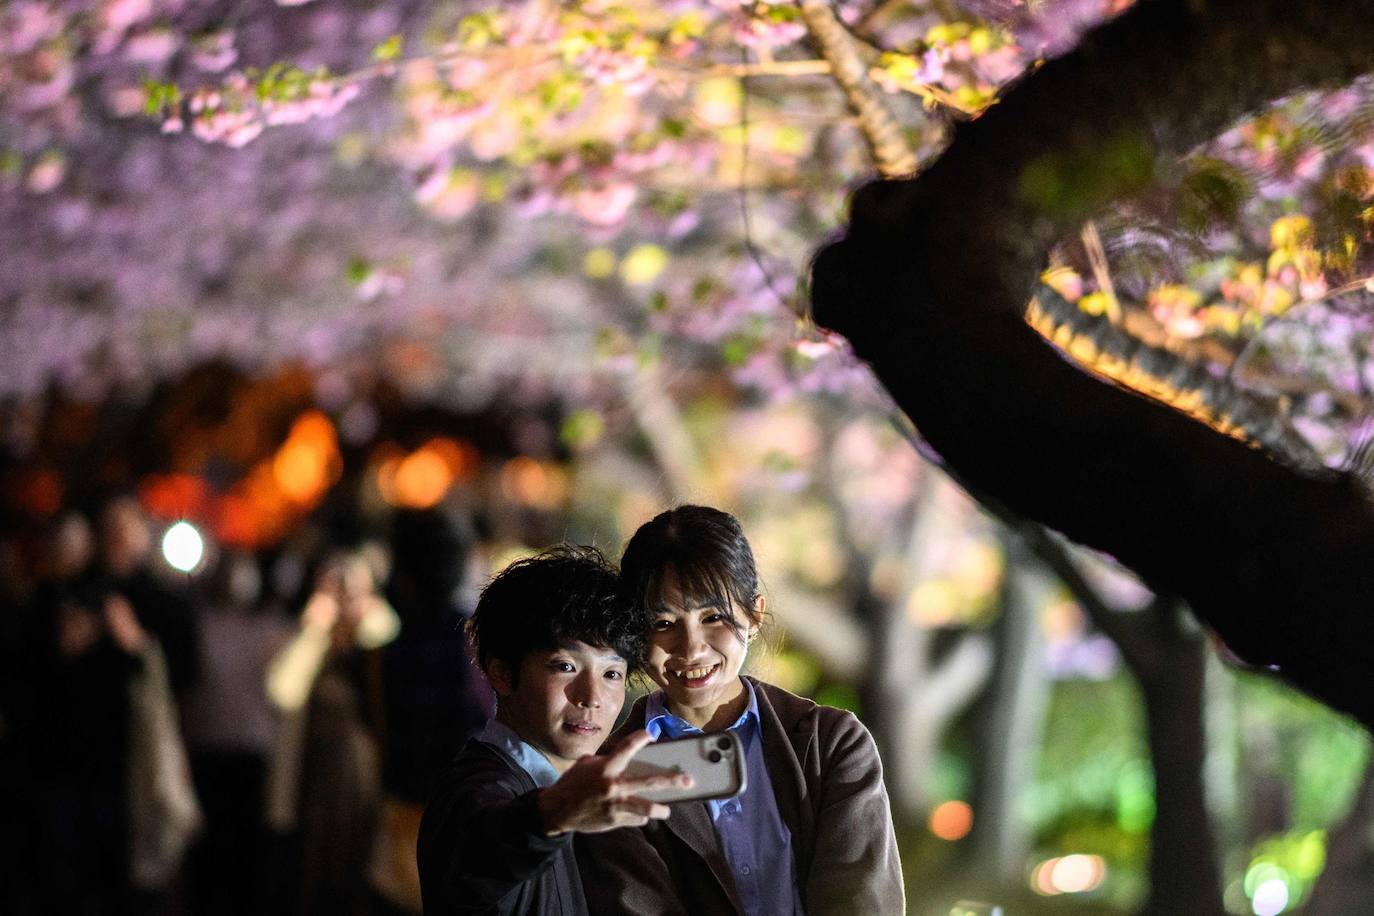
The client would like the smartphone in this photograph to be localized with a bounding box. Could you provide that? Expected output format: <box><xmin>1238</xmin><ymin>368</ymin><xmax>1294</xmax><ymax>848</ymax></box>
<box><xmin>623</xmin><ymin>732</ymin><xmax>747</xmax><ymax>803</ymax></box>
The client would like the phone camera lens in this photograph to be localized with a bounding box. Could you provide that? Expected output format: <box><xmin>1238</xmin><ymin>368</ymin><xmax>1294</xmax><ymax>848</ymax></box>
<box><xmin>708</xmin><ymin>750</ymin><xmax>722</xmax><ymax>763</ymax></box>
<box><xmin>717</xmin><ymin>737</ymin><xmax>731</xmax><ymax>750</ymax></box>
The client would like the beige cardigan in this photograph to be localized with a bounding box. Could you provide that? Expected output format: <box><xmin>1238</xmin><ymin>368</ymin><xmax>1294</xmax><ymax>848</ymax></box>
<box><xmin>577</xmin><ymin>677</ymin><xmax>905</xmax><ymax>915</ymax></box>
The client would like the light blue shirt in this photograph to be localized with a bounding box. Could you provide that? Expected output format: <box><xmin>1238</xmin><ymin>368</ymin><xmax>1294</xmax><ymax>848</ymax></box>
<box><xmin>473</xmin><ymin>718</ymin><xmax>561</xmax><ymax>789</ymax></box>
<box><xmin>645</xmin><ymin>679</ymin><xmax>804</xmax><ymax>916</ymax></box>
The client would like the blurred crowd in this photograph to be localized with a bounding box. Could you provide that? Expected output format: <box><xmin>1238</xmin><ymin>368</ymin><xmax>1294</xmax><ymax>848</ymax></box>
<box><xmin>0</xmin><ymin>496</ymin><xmax>495</xmax><ymax>916</ymax></box>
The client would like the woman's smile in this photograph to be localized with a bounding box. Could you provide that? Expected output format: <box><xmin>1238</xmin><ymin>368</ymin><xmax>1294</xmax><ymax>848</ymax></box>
<box><xmin>669</xmin><ymin>661</ymin><xmax>721</xmax><ymax>689</ymax></box>
<box><xmin>646</xmin><ymin>570</ymin><xmax>761</xmax><ymax>730</ymax></box>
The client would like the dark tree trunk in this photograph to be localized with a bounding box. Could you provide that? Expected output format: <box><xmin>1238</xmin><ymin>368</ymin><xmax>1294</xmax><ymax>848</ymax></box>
<box><xmin>967</xmin><ymin>538</ymin><xmax>1050</xmax><ymax>887</ymax></box>
<box><xmin>1133</xmin><ymin>609</ymin><xmax>1225</xmax><ymax>916</ymax></box>
<box><xmin>1012</xmin><ymin>525</ymin><xmax>1226</xmax><ymax>914</ymax></box>
<box><xmin>810</xmin><ymin>0</ymin><xmax>1374</xmax><ymax>729</ymax></box>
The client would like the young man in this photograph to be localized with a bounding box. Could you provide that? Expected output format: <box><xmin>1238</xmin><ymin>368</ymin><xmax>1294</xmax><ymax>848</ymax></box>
<box><xmin>417</xmin><ymin>546</ymin><xmax>690</xmax><ymax>916</ymax></box>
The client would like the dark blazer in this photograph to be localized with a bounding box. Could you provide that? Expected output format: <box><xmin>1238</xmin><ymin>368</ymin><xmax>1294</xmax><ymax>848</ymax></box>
<box><xmin>577</xmin><ymin>677</ymin><xmax>904</xmax><ymax>915</ymax></box>
<box><xmin>419</xmin><ymin>740</ymin><xmax>587</xmax><ymax>916</ymax></box>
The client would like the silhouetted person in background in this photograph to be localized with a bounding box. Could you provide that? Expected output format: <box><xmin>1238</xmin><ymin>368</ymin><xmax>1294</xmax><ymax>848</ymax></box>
<box><xmin>369</xmin><ymin>509</ymin><xmax>494</xmax><ymax>914</ymax></box>
<box><xmin>30</xmin><ymin>511</ymin><xmax>149</xmax><ymax>916</ymax></box>
<box><xmin>0</xmin><ymin>528</ymin><xmax>38</xmax><ymax>915</ymax></box>
<box><xmin>266</xmin><ymin>545</ymin><xmax>398</xmax><ymax>916</ymax></box>
<box><xmin>97</xmin><ymin>496</ymin><xmax>200</xmax><ymax>697</ymax></box>
<box><xmin>182</xmin><ymin>551</ymin><xmax>292</xmax><ymax>916</ymax></box>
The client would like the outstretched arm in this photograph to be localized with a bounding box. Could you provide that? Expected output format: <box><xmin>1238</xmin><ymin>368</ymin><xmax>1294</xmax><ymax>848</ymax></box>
<box><xmin>419</xmin><ymin>732</ymin><xmax>691</xmax><ymax>911</ymax></box>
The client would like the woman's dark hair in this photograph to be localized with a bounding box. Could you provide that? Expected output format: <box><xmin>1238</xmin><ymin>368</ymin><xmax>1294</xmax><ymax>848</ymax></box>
<box><xmin>619</xmin><ymin>505</ymin><xmax>763</xmax><ymax>639</ymax></box>
<box><xmin>468</xmin><ymin>544</ymin><xmax>645</xmax><ymax>684</ymax></box>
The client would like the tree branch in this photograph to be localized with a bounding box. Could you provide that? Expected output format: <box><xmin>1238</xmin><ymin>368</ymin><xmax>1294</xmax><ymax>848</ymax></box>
<box><xmin>764</xmin><ymin>579</ymin><xmax>870</xmax><ymax>680</ymax></box>
<box><xmin>797</xmin><ymin>0</ymin><xmax>918</xmax><ymax>177</ymax></box>
<box><xmin>920</xmin><ymin>630</ymin><xmax>996</xmax><ymax>726</ymax></box>
<box><xmin>618</xmin><ymin>364</ymin><xmax>701</xmax><ymax>503</ymax></box>
<box><xmin>812</xmin><ymin>0</ymin><xmax>1374</xmax><ymax>727</ymax></box>
<box><xmin>1027</xmin><ymin>285</ymin><xmax>1326</xmax><ymax>469</ymax></box>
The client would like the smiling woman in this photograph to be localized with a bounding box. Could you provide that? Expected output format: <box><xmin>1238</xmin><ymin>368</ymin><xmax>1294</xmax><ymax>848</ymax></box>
<box><xmin>644</xmin><ymin>569</ymin><xmax>761</xmax><ymax>733</ymax></box>
<box><xmin>577</xmin><ymin>505</ymin><xmax>906</xmax><ymax>916</ymax></box>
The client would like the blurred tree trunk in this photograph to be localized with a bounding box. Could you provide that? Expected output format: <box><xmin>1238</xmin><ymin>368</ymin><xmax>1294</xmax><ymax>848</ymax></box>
<box><xmin>967</xmin><ymin>535</ymin><xmax>1051</xmax><ymax>885</ymax></box>
<box><xmin>1202</xmin><ymin>652</ymin><xmax>1243</xmax><ymax>861</ymax></box>
<box><xmin>1015</xmin><ymin>527</ymin><xmax>1224</xmax><ymax>915</ymax></box>
<box><xmin>1132</xmin><ymin>605</ymin><xmax>1223</xmax><ymax>916</ymax></box>
<box><xmin>826</xmin><ymin>445</ymin><xmax>992</xmax><ymax>822</ymax></box>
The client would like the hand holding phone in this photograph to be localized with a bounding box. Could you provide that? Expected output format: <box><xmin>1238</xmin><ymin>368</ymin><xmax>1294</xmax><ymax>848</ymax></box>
<box><xmin>538</xmin><ymin>731</ymin><xmax>692</xmax><ymax>835</ymax></box>
<box><xmin>623</xmin><ymin>732</ymin><xmax>747</xmax><ymax>804</ymax></box>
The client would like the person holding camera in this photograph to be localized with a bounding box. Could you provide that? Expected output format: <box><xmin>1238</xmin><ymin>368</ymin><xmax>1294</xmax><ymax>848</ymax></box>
<box><xmin>417</xmin><ymin>545</ymin><xmax>691</xmax><ymax>916</ymax></box>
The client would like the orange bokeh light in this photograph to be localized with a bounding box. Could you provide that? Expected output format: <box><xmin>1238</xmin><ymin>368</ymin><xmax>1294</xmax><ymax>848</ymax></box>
<box><xmin>374</xmin><ymin>438</ymin><xmax>478</xmax><ymax>509</ymax></box>
<box><xmin>290</xmin><ymin>410</ymin><xmax>337</xmax><ymax>450</ymax></box>
<box><xmin>424</xmin><ymin>437</ymin><xmax>478</xmax><ymax>481</ymax></box>
<box><xmin>13</xmin><ymin>468</ymin><xmax>63</xmax><ymax>518</ymax></box>
<box><xmin>500</xmin><ymin>457</ymin><xmax>569</xmax><ymax>509</ymax></box>
<box><xmin>139</xmin><ymin>473</ymin><xmax>209</xmax><ymax>520</ymax></box>
<box><xmin>212</xmin><ymin>493</ymin><xmax>260</xmax><ymax>548</ymax></box>
<box><xmin>929</xmin><ymin>800</ymin><xmax>974</xmax><ymax>841</ymax></box>
<box><xmin>271</xmin><ymin>411</ymin><xmax>341</xmax><ymax>506</ymax></box>
<box><xmin>391</xmin><ymin>447</ymin><xmax>453</xmax><ymax>509</ymax></box>
<box><xmin>273</xmin><ymin>440</ymin><xmax>328</xmax><ymax>504</ymax></box>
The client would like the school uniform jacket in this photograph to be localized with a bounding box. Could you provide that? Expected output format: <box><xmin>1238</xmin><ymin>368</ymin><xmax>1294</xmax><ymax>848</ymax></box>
<box><xmin>577</xmin><ymin>677</ymin><xmax>904</xmax><ymax>915</ymax></box>
<box><xmin>418</xmin><ymin>741</ymin><xmax>586</xmax><ymax>916</ymax></box>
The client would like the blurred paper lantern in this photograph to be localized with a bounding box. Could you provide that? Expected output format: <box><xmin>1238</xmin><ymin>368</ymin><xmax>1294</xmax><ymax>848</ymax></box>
<box><xmin>272</xmin><ymin>440</ymin><xmax>327</xmax><ymax>503</ymax></box>
<box><xmin>290</xmin><ymin>410</ymin><xmax>337</xmax><ymax>449</ymax></box>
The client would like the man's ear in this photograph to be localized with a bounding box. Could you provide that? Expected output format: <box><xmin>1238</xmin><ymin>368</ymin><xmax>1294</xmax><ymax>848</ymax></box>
<box><xmin>486</xmin><ymin>658</ymin><xmax>514</xmax><ymax>697</ymax></box>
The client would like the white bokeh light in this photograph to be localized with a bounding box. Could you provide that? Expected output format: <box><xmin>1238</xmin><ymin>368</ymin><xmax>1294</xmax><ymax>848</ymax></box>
<box><xmin>161</xmin><ymin>521</ymin><xmax>205</xmax><ymax>573</ymax></box>
<box><xmin>1251</xmin><ymin>878</ymin><xmax>1289</xmax><ymax>916</ymax></box>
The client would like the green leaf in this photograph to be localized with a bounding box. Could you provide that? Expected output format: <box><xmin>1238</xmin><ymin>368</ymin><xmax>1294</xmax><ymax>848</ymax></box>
<box><xmin>142</xmin><ymin>80</ymin><xmax>181</xmax><ymax>116</ymax></box>
<box><xmin>346</xmin><ymin>257</ymin><xmax>371</xmax><ymax>284</ymax></box>
<box><xmin>635</xmin><ymin>333</ymin><xmax>662</xmax><ymax>368</ymax></box>
<box><xmin>371</xmin><ymin>35</ymin><xmax>403</xmax><ymax>62</ymax></box>
<box><xmin>1178</xmin><ymin>157</ymin><xmax>1251</xmax><ymax>234</ymax></box>
<box><xmin>560</xmin><ymin>410</ymin><xmax>605</xmax><ymax>450</ymax></box>
<box><xmin>814</xmin><ymin>683</ymin><xmax>860</xmax><ymax>715</ymax></box>
<box><xmin>721</xmin><ymin>336</ymin><xmax>755</xmax><ymax>366</ymax></box>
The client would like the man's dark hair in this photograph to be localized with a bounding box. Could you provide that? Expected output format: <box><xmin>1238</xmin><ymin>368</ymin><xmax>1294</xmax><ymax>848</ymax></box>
<box><xmin>619</xmin><ymin>505</ymin><xmax>763</xmax><ymax>642</ymax></box>
<box><xmin>468</xmin><ymin>545</ymin><xmax>645</xmax><ymax>684</ymax></box>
